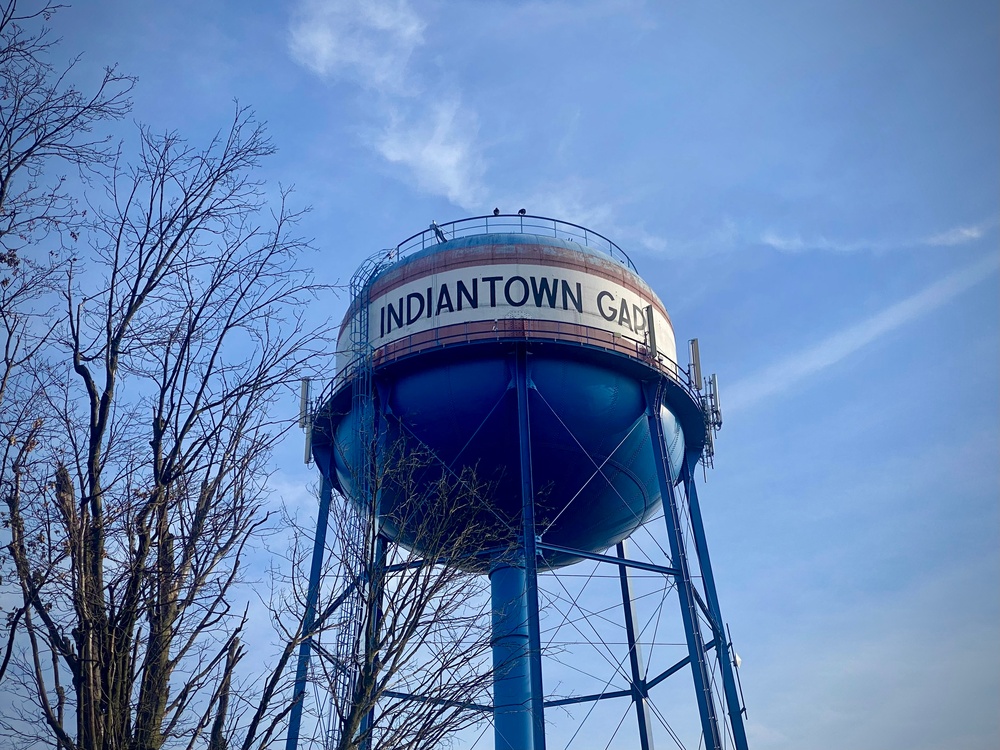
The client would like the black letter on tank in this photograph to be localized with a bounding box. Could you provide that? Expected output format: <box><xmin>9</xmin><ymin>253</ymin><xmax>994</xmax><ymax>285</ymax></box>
<box><xmin>436</xmin><ymin>284</ymin><xmax>455</xmax><ymax>315</ymax></box>
<box><xmin>632</xmin><ymin>304</ymin><xmax>646</xmax><ymax>335</ymax></box>
<box><xmin>387</xmin><ymin>297</ymin><xmax>404</xmax><ymax>332</ymax></box>
<box><xmin>562</xmin><ymin>280</ymin><xmax>583</xmax><ymax>312</ymax></box>
<box><xmin>482</xmin><ymin>276</ymin><xmax>503</xmax><ymax>307</ymax></box>
<box><xmin>597</xmin><ymin>290</ymin><xmax>617</xmax><ymax>321</ymax></box>
<box><xmin>618</xmin><ymin>298</ymin><xmax>633</xmax><ymax>331</ymax></box>
<box><xmin>426</xmin><ymin>287</ymin><xmax>432</xmax><ymax>318</ymax></box>
<box><xmin>530</xmin><ymin>277</ymin><xmax>558</xmax><ymax>308</ymax></box>
<box><xmin>406</xmin><ymin>292</ymin><xmax>425</xmax><ymax>325</ymax></box>
<box><xmin>457</xmin><ymin>278</ymin><xmax>478</xmax><ymax>310</ymax></box>
<box><xmin>505</xmin><ymin>276</ymin><xmax>529</xmax><ymax>307</ymax></box>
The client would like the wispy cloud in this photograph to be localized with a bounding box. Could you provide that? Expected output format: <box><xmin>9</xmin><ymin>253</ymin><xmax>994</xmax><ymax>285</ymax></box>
<box><xmin>376</xmin><ymin>99</ymin><xmax>485</xmax><ymax>209</ymax></box>
<box><xmin>491</xmin><ymin>0</ymin><xmax>653</xmax><ymax>32</ymax></box>
<box><xmin>583</xmin><ymin>216</ymin><xmax>995</xmax><ymax>262</ymax></box>
<box><xmin>759</xmin><ymin>218</ymin><xmax>997</xmax><ymax>254</ymax></box>
<box><xmin>285</xmin><ymin>1</ymin><xmax>668</xmax><ymax>227</ymax></box>
<box><xmin>510</xmin><ymin>180</ymin><xmax>616</xmax><ymax>228</ymax></box>
<box><xmin>499</xmin><ymin>181</ymin><xmax>677</xmax><ymax>256</ymax></box>
<box><xmin>288</xmin><ymin>0</ymin><xmax>424</xmax><ymax>94</ymax></box>
<box><xmin>758</xmin><ymin>231</ymin><xmax>862</xmax><ymax>253</ymax></box>
<box><xmin>610</xmin><ymin>216</ymin><xmax>739</xmax><ymax>259</ymax></box>
<box><xmin>289</xmin><ymin>0</ymin><xmax>487</xmax><ymax>208</ymax></box>
<box><xmin>923</xmin><ymin>222</ymin><xmax>992</xmax><ymax>247</ymax></box>
<box><xmin>725</xmin><ymin>254</ymin><xmax>1000</xmax><ymax>411</ymax></box>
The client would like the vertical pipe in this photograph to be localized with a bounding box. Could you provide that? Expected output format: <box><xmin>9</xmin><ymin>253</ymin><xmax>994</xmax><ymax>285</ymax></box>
<box><xmin>682</xmin><ymin>454</ymin><xmax>750</xmax><ymax>750</ymax></box>
<box><xmin>616</xmin><ymin>540</ymin><xmax>655</xmax><ymax>750</ymax></box>
<box><xmin>285</xmin><ymin>474</ymin><xmax>334</xmax><ymax>750</ymax></box>
<box><xmin>515</xmin><ymin>346</ymin><xmax>546</xmax><ymax>750</ymax></box>
<box><xmin>490</xmin><ymin>560</ymin><xmax>533</xmax><ymax>750</ymax></box>
<box><xmin>644</xmin><ymin>381</ymin><xmax>723</xmax><ymax>750</ymax></box>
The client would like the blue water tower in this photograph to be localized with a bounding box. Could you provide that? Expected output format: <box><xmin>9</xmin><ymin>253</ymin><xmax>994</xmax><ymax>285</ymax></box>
<box><xmin>287</xmin><ymin>216</ymin><xmax>749</xmax><ymax>750</ymax></box>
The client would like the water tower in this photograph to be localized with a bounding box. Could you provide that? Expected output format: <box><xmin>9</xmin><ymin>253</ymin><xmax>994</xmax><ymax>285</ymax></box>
<box><xmin>287</xmin><ymin>215</ymin><xmax>749</xmax><ymax>750</ymax></box>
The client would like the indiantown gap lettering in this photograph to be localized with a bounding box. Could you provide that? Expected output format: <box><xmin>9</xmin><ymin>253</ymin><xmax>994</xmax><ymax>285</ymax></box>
<box><xmin>380</xmin><ymin>275</ymin><xmax>593</xmax><ymax>334</ymax></box>
<box><xmin>331</xmin><ymin>265</ymin><xmax>677</xmax><ymax>378</ymax></box>
<box><xmin>366</xmin><ymin>264</ymin><xmax>675</xmax><ymax>352</ymax></box>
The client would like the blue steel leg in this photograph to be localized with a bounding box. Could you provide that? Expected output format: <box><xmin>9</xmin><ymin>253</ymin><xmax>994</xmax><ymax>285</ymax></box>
<box><xmin>515</xmin><ymin>346</ymin><xmax>546</xmax><ymax>750</ymax></box>
<box><xmin>682</xmin><ymin>454</ymin><xmax>749</xmax><ymax>750</ymax></box>
<box><xmin>490</xmin><ymin>559</ymin><xmax>533</xmax><ymax>750</ymax></box>
<box><xmin>286</xmin><ymin>474</ymin><xmax>335</xmax><ymax>750</ymax></box>
<box><xmin>644</xmin><ymin>381</ymin><xmax>723</xmax><ymax>750</ymax></box>
<box><xmin>616</xmin><ymin>540</ymin><xmax>655</xmax><ymax>750</ymax></box>
<box><xmin>358</xmin><ymin>535</ymin><xmax>387</xmax><ymax>750</ymax></box>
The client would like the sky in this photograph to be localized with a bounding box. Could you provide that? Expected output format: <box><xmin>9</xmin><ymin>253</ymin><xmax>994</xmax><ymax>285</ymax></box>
<box><xmin>41</xmin><ymin>1</ymin><xmax>999</xmax><ymax>748</ymax></box>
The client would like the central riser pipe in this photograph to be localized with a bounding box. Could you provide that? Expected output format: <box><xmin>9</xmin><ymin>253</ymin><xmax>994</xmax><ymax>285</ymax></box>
<box><xmin>490</xmin><ymin>562</ymin><xmax>534</xmax><ymax>750</ymax></box>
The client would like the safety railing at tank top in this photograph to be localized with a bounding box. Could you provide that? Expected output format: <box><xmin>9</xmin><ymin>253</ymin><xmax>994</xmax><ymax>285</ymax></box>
<box><xmin>324</xmin><ymin>323</ymin><xmax>705</xmax><ymax>420</ymax></box>
<box><xmin>310</xmin><ymin>217</ymin><xmax>710</xmax><ymax>415</ymax></box>
<box><xmin>392</xmin><ymin>214</ymin><xmax>638</xmax><ymax>272</ymax></box>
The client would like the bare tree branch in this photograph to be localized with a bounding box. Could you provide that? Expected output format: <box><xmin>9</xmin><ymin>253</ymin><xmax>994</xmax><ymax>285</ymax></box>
<box><xmin>1</xmin><ymin>91</ymin><xmax>339</xmax><ymax>748</ymax></box>
<box><xmin>0</xmin><ymin>0</ymin><xmax>134</xmax><ymax>267</ymax></box>
<box><xmin>281</xmin><ymin>442</ymin><xmax>509</xmax><ymax>750</ymax></box>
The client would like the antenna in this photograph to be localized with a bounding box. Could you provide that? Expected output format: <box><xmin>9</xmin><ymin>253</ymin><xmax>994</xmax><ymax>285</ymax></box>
<box><xmin>703</xmin><ymin>426</ymin><xmax>715</xmax><ymax>473</ymax></box>
<box><xmin>688</xmin><ymin>339</ymin><xmax>702</xmax><ymax>390</ymax></box>
<box><xmin>701</xmin><ymin>372</ymin><xmax>723</xmax><ymax>476</ymax></box>
<box><xmin>708</xmin><ymin>373</ymin><xmax>723</xmax><ymax>430</ymax></box>
<box><xmin>299</xmin><ymin>377</ymin><xmax>313</xmax><ymax>464</ymax></box>
<box><xmin>299</xmin><ymin>377</ymin><xmax>311</xmax><ymax>428</ymax></box>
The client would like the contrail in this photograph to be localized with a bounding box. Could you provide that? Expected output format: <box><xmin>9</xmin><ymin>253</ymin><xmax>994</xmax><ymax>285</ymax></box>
<box><xmin>725</xmin><ymin>254</ymin><xmax>999</xmax><ymax>411</ymax></box>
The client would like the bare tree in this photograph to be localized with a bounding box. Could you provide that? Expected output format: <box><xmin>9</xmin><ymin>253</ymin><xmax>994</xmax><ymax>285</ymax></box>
<box><xmin>1</xmin><ymin>8</ymin><xmax>505</xmax><ymax>749</ymax></box>
<box><xmin>2</xmin><ymin>2</ymin><xmax>133</xmax><ymax>678</ymax></box>
<box><xmin>284</xmin><ymin>442</ymin><xmax>505</xmax><ymax>750</ymax></box>
<box><xmin>0</xmin><ymin>0</ymin><xmax>134</xmax><ymax>268</ymax></box>
<box><xmin>0</xmin><ymin>236</ymin><xmax>61</xmax><ymax>687</ymax></box>
<box><xmin>0</xmin><ymin>105</ymin><xmax>336</xmax><ymax>750</ymax></box>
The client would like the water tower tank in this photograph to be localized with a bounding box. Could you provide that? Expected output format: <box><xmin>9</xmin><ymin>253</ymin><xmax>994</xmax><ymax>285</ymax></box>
<box><xmin>293</xmin><ymin>216</ymin><xmax>748</xmax><ymax>750</ymax></box>
<box><xmin>312</xmin><ymin>219</ymin><xmax>707</xmax><ymax>568</ymax></box>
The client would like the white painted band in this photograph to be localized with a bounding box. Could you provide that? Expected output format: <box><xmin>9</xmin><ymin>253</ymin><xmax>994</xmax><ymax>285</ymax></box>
<box><xmin>336</xmin><ymin>263</ymin><xmax>676</xmax><ymax>376</ymax></box>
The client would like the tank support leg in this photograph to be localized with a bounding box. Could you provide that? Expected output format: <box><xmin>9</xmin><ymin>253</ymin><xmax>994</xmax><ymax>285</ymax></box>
<box><xmin>358</xmin><ymin>535</ymin><xmax>387</xmax><ymax>750</ymax></box>
<box><xmin>516</xmin><ymin>346</ymin><xmax>546</xmax><ymax>749</ymax></box>
<box><xmin>616</xmin><ymin>539</ymin><xmax>656</xmax><ymax>750</ymax></box>
<box><xmin>285</xmin><ymin>473</ymin><xmax>335</xmax><ymax>750</ymax></box>
<box><xmin>681</xmin><ymin>455</ymin><xmax>750</xmax><ymax>750</ymax></box>
<box><xmin>644</xmin><ymin>381</ymin><xmax>724</xmax><ymax>750</ymax></box>
<box><xmin>490</xmin><ymin>560</ymin><xmax>533</xmax><ymax>750</ymax></box>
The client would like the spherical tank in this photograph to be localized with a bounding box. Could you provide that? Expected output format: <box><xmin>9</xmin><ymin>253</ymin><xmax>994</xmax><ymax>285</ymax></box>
<box><xmin>312</xmin><ymin>222</ymin><xmax>705</xmax><ymax>569</ymax></box>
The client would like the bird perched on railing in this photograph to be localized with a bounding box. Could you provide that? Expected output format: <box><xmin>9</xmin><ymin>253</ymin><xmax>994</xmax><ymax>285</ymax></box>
<box><xmin>493</xmin><ymin>207</ymin><xmax>500</xmax><ymax>216</ymax></box>
<box><xmin>518</xmin><ymin>208</ymin><xmax>526</xmax><ymax>215</ymax></box>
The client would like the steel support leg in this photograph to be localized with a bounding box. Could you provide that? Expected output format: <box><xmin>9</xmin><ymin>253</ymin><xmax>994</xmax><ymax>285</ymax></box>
<box><xmin>616</xmin><ymin>539</ymin><xmax>656</xmax><ymax>750</ymax></box>
<box><xmin>682</xmin><ymin>455</ymin><xmax>749</xmax><ymax>750</ymax></box>
<box><xmin>515</xmin><ymin>346</ymin><xmax>545</xmax><ymax>750</ymax></box>
<box><xmin>644</xmin><ymin>381</ymin><xmax>723</xmax><ymax>750</ymax></box>
<box><xmin>286</xmin><ymin>474</ymin><xmax>334</xmax><ymax>750</ymax></box>
<box><xmin>358</xmin><ymin>535</ymin><xmax>387</xmax><ymax>750</ymax></box>
<box><xmin>491</xmin><ymin>559</ymin><xmax>533</xmax><ymax>750</ymax></box>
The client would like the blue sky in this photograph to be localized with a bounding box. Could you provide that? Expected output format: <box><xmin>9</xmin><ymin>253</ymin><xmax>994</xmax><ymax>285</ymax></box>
<box><xmin>48</xmin><ymin>1</ymin><xmax>998</xmax><ymax>747</ymax></box>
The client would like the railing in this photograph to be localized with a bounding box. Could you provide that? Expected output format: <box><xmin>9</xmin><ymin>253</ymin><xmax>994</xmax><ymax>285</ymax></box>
<box><xmin>392</xmin><ymin>214</ymin><xmax>637</xmax><ymax>272</ymax></box>
<box><xmin>314</xmin><ymin>217</ymin><xmax>657</xmax><ymax>412</ymax></box>
<box><xmin>324</xmin><ymin>318</ymin><xmax>704</xmax><ymax>411</ymax></box>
